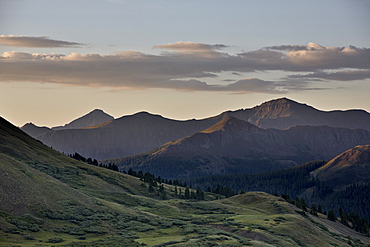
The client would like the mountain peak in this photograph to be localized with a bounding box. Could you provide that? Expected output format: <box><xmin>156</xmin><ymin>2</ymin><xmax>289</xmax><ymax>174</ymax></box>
<box><xmin>20</xmin><ymin>122</ymin><xmax>51</xmax><ymax>138</ymax></box>
<box><xmin>86</xmin><ymin>108</ymin><xmax>109</xmax><ymax>115</ymax></box>
<box><xmin>245</xmin><ymin>97</ymin><xmax>318</xmax><ymax>129</ymax></box>
<box><xmin>52</xmin><ymin>109</ymin><xmax>114</xmax><ymax>130</ymax></box>
<box><xmin>134</xmin><ymin>111</ymin><xmax>154</xmax><ymax>116</ymax></box>
<box><xmin>21</xmin><ymin>122</ymin><xmax>37</xmax><ymax>128</ymax></box>
<box><xmin>115</xmin><ymin>111</ymin><xmax>163</xmax><ymax>122</ymax></box>
<box><xmin>256</xmin><ymin>97</ymin><xmax>311</xmax><ymax>112</ymax></box>
<box><xmin>90</xmin><ymin>108</ymin><xmax>105</xmax><ymax>113</ymax></box>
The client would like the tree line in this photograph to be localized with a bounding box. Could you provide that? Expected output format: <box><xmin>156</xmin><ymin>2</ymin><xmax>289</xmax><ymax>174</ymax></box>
<box><xmin>69</xmin><ymin>152</ymin><xmax>119</xmax><ymax>172</ymax></box>
<box><xmin>68</xmin><ymin>153</ymin><xmax>235</xmax><ymax>200</ymax></box>
<box><xmin>126</xmin><ymin>167</ymin><xmax>207</xmax><ymax>200</ymax></box>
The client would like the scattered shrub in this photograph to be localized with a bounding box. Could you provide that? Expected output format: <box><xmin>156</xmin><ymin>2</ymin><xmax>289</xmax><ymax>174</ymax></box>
<box><xmin>118</xmin><ymin>231</ymin><xmax>139</xmax><ymax>239</ymax></box>
<box><xmin>0</xmin><ymin>211</ymin><xmax>10</xmax><ymax>218</ymax></box>
<box><xmin>23</xmin><ymin>235</ymin><xmax>35</xmax><ymax>240</ymax></box>
<box><xmin>47</xmin><ymin>237</ymin><xmax>64</xmax><ymax>243</ymax></box>
<box><xmin>21</xmin><ymin>214</ymin><xmax>43</xmax><ymax>225</ymax></box>
<box><xmin>158</xmin><ymin>220</ymin><xmax>173</xmax><ymax>229</ymax></box>
<box><xmin>273</xmin><ymin>216</ymin><xmax>287</xmax><ymax>222</ymax></box>
<box><xmin>69</xmin><ymin>228</ymin><xmax>85</xmax><ymax>235</ymax></box>
<box><xmin>83</xmin><ymin>226</ymin><xmax>107</xmax><ymax>234</ymax></box>
<box><xmin>4</xmin><ymin>226</ymin><xmax>21</xmax><ymax>234</ymax></box>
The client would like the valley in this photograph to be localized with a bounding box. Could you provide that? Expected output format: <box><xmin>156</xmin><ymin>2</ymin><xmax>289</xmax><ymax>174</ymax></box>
<box><xmin>1</xmin><ymin>98</ymin><xmax>370</xmax><ymax>246</ymax></box>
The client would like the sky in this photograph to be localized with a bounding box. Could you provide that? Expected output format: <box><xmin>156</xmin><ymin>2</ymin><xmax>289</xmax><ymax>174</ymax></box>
<box><xmin>1</xmin><ymin>0</ymin><xmax>370</xmax><ymax>127</ymax></box>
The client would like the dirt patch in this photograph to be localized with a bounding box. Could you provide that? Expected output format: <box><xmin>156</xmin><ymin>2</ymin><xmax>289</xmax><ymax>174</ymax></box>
<box><xmin>208</xmin><ymin>224</ymin><xmax>269</xmax><ymax>242</ymax></box>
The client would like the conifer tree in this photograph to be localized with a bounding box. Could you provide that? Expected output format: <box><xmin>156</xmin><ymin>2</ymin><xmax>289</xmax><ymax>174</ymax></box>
<box><xmin>185</xmin><ymin>187</ymin><xmax>190</xmax><ymax>199</ymax></box>
<box><xmin>174</xmin><ymin>186</ymin><xmax>178</xmax><ymax>197</ymax></box>
<box><xmin>148</xmin><ymin>184</ymin><xmax>154</xmax><ymax>193</ymax></box>
<box><xmin>318</xmin><ymin>205</ymin><xmax>323</xmax><ymax>214</ymax></box>
<box><xmin>328</xmin><ymin>210</ymin><xmax>336</xmax><ymax>221</ymax></box>
<box><xmin>310</xmin><ymin>204</ymin><xmax>318</xmax><ymax>216</ymax></box>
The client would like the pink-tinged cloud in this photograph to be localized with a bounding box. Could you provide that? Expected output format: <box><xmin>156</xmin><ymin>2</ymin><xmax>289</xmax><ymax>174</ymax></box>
<box><xmin>239</xmin><ymin>43</ymin><xmax>370</xmax><ymax>71</ymax></box>
<box><xmin>0</xmin><ymin>35</ymin><xmax>84</xmax><ymax>48</ymax></box>
<box><xmin>153</xmin><ymin>41</ymin><xmax>227</xmax><ymax>51</ymax></box>
<box><xmin>0</xmin><ymin>42</ymin><xmax>369</xmax><ymax>93</ymax></box>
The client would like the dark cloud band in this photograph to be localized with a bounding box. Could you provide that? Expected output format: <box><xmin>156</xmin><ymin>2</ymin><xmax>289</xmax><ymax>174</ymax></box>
<box><xmin>0</xmin><ymin>35</ymin><xmax>84</xmax><ymax>48</ymax></box>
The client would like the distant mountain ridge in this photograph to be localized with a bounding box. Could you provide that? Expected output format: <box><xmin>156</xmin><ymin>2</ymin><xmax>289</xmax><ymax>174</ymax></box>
<box><xmin>36</xmin><ymin>112</ymin><xmax>219</xmax><ymax>159</ymax></box>
<box><xmin>220</xmin><ymin>98</ymin><xmax>370</xmax><ymax>130</ymax></box>
<box><xmin>20</xmin><ymin>98</ymin><xmax>370</xmax><ymax>159</ymax></box>
<box><xmin>20</xmin><ymin>109</ymin><xmax>113</xmax><ymax>139</ymax></box>
<box><xmin>20</xmin><ymin>109</ymin><xmax>114</xmax><ymax>137</ymax></box>
<box><xmin>20</xmin><ymin>122</ymin><xmax>51</xmax><ymax>139</ymax></box>
<box><xmin>112</xmin><ymin>117</ymin><xmax>370</xmax><ymax>178</ymax></box>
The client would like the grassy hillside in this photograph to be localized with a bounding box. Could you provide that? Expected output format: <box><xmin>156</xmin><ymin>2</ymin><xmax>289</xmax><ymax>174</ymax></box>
<box><xmin>1</xmin><ymin>117</ymin><xmax>369</xmax><ymax>246</ymax></box>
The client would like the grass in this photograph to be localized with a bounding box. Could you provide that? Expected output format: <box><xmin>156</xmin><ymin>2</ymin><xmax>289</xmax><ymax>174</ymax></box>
<box><xmin>1</xmin><ymin>186</ymin><xmax>368</xmax><ymax>247</ymax></box>
<box><xmin>1</xmin><ymin>117</ymin><xmax>370</xmax><ymax>246</ymax></box>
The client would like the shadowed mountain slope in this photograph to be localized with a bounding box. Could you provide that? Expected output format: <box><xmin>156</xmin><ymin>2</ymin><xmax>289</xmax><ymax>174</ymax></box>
<box><xmin>0</xmin><ymin>118</ymin><xmax>97</xmax><ymax>216</ymax></box>
<box><xmin>36</xmin><ymin>112</ymin><xmax>221</xmax><ymax>159</ymax></box>
<box><xmin>1</xmin><ymin>116</ymin><xmax>160</xmax><ymax>216</ymax></box>
<box><xmin>112</xmin><ymin>117</ymin><xmax>370</xmax><ymax>179</ymax></box>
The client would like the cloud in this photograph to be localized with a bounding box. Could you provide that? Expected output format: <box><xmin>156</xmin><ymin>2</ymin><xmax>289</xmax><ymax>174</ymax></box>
<box><xmin>232</xmin><ymin>72</ymin><xmax>241</xmax><ymax>76</ymax></box>
<box><xmin>285</xmin><ymin>46</ymin><xmax>370</xmax><ymax>70</ymax></box>
<box><xmin>288</xmin><ymin>69</ymin><xmax>370</xmax><ymax>81</ymax></box>
<box><xmin>153</xmin><ymin>41</ymin><xmax>229</xmax><ymax>59</ymax></box>
<box><xmin>265</xmin><ymin>42</ymin><xmax>325</xmax><ymax>51</ymax></box>
<box><xmin>239</xmin><ymin>44</ymin><xmax>370</xmax><ymax>71</ymax></box>
<box><xmin>0</xmin><ymin>35</ymin><xmax>84</xmax><ymax>48</ymax></box>
<box><xmin>0</xmin><ymin>42</ymin><xmax>369</xmax><ymax>93</ymax></box>
<box><xmin>222</xmin><ymin>78</ymin><xmax>288</xmax><ymax>93</ymax></box>
<box><xmin>1</xmin><ymin>51</ymin><xmax>64</xmax><ymax>60</ymax></box>
<box><xmin>160</xmin><ymin>78</ymin><xmax>290</xmax><ymax>94</ymax></box>
<box><xmin>1</xmin><ymin>51</ymin><xmax>35</xmax><ymax>59</ymax></box>
<box><xmin>154</xmin><ymin>41</ymin><xmax>227</xmax><ymax>52</ymax></box>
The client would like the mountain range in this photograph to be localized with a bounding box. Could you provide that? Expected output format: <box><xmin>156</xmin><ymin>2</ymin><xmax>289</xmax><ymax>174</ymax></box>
<box><xmin>21</xmin><ymin>98</ymin><xmax>370</xmax><ymax>160</ymax></box>
<box><xmin>112</xmin><ymin>117</ymin><xmax>370</xmax><ymax>178</ymax></box>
